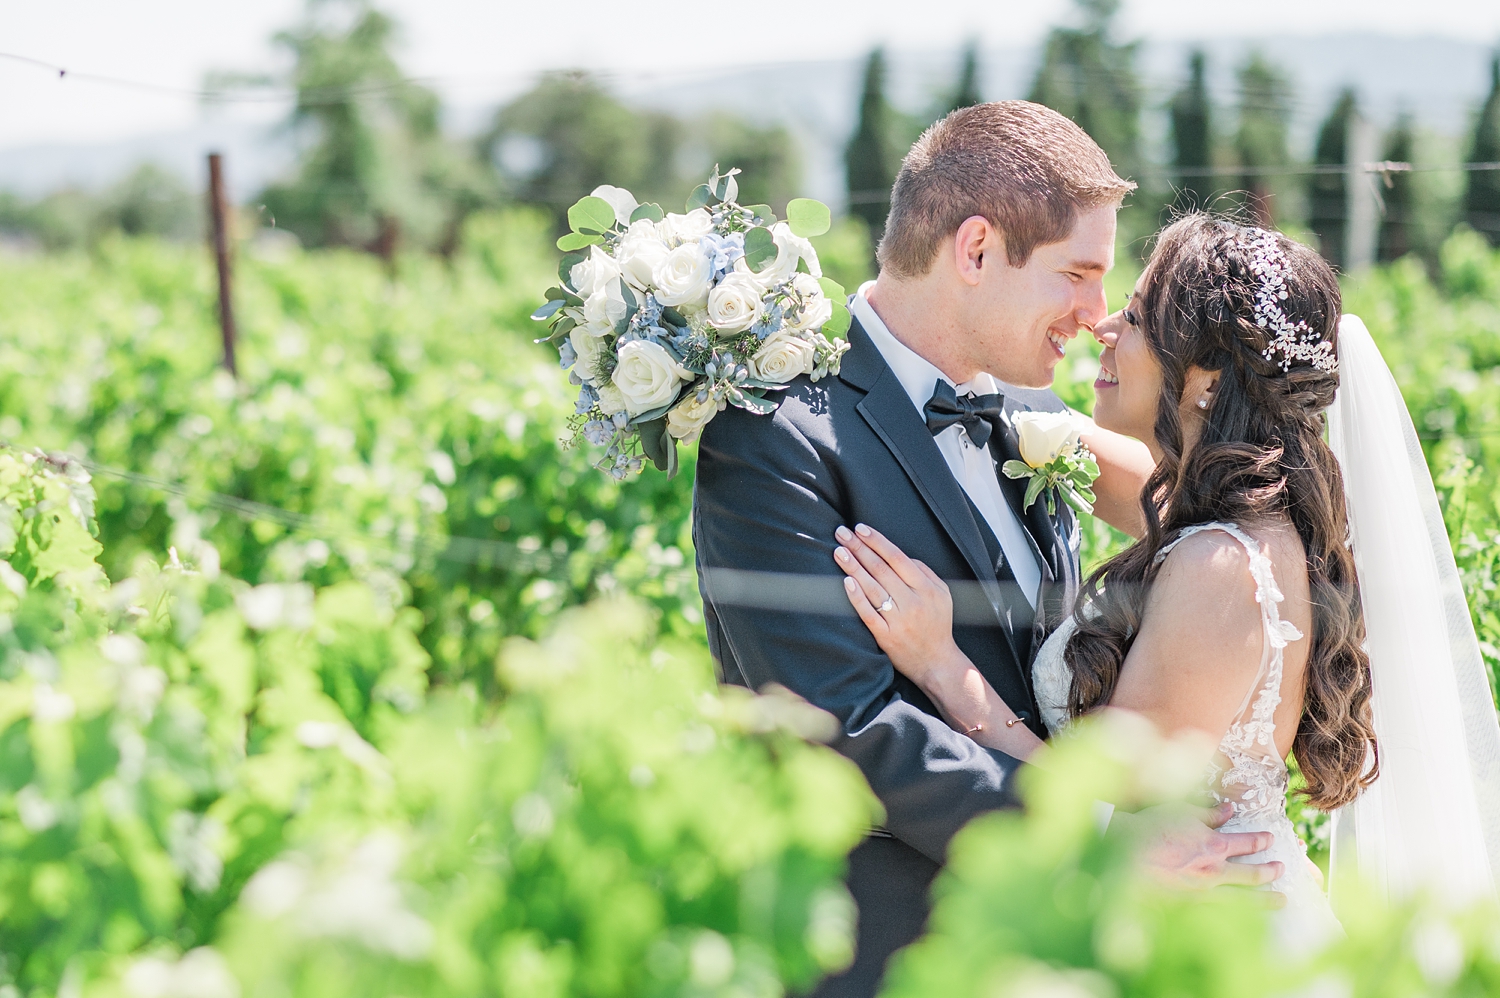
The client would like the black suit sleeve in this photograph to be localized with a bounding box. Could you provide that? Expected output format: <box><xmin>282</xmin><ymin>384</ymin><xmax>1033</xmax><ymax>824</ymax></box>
<box><xmin>693</xmin><ymin>401</ymin><xmax>1023</xmax><ymax>863</ymax></box>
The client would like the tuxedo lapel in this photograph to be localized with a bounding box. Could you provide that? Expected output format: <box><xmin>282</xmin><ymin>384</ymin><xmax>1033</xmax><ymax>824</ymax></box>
<box><xmin>842</xmin><ymin>325</ymin><xmax>1029</xmax><ymax>675</ymax></box>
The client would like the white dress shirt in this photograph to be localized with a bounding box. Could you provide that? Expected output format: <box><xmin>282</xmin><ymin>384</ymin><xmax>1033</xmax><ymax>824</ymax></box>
<box><xmin>851</xmin><ymin>283</ymin><xmax>1042</xmax><ymax>607</ymax></box>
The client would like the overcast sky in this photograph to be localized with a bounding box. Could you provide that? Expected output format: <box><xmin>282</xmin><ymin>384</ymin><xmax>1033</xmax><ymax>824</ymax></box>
<box><xmin>5</xmin><ymin>0</ymin><xmax>1500</xmax><ymax>148</ymax></box>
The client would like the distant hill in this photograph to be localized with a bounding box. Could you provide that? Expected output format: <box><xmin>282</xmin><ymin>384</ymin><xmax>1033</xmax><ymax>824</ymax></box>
<box><xmin>0</xmin><ymin>32</ymin><xmax>1492</xmax><ymax>211</ymax></box>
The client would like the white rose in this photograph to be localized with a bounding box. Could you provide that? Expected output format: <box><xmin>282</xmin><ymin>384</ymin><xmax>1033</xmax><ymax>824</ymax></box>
<box><xmin>612</xmin><ymin>339</ymin><xmax>691</xmax><ymax>415</ymax></box>
<box><xmin>616</xmin><ymin>219</ymin><xmax>670</xmax><ymax>292</ymax></box>
<box><xmin>736</xmin><ymin>222</ymin><xmax>822</xmax><ymax>290</ymax></box>
<box><xmin>569</xmin><ymin>245</ymin><xmax>621</xmax><ymax>297</ymax></box>
<box><xmin>597</xmin><ymin>383</ymin><xmax>629</xmax><ymax>416</ymax></box>
<box><xmin>652</xmin><ymin>243</ymin><xmax>714</xmax><ymax>309</ymax></box>
<box><xmin>1014</xmin><ymin>411</ymin><xmax>1083</xmax><ymax>468</ymax></box>
<box><xmin>787</xmin><ymin>274</ymin><xmax>833</xmax><ymax>331</ymax></box>
<box><xmin>661</xmin><ymin>209</ymin><xmax>713</xmax><ymax>246</ymax></box>
<box><xmin>705</xmin><ymin>273</ymin><xmax>765</xmax><ymax>333</ymax></box>
<box><xmin>570</xmin><ymin>326</ymin><xmax>611</xmax><ymax>384</ymax></box>
<box><xmin>582</xmin><ymin>283</ymin><xmax>628</xmax><ymax>330</ymax></box>
<box><xmin>666</xmin><ymin>392</ymin><xmax>726</xmax><ymax>442</ymax></box>
<box><xmin>591</xmin><ymin>184</ymin><xmax>639</xmax><ymax>227</ymax></box>
<box><xmin>748</xmin><ymin>329</ymin><xmax>817</xmax><ymax>384</ymax></box>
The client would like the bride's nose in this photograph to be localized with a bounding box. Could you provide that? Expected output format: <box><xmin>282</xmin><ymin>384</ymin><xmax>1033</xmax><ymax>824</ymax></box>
<box><xmin>1092</xmin><ymin>310</ymin><xmax>1124</xmax><ymax>347</ymax></box>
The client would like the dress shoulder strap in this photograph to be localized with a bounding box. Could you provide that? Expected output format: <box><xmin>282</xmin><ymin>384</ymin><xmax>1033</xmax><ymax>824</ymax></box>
<box><xmin>1155</xmin><ymin>522</ymin><xmax>1305</xmax><ymax>749</ymax></box>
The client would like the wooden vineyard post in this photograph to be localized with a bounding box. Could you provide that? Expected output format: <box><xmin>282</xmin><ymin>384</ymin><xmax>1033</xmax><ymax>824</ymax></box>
<box><xmin>207</xmin><ymin>152</ymin><xmax>237</xmax><ymax>377</ymax></box>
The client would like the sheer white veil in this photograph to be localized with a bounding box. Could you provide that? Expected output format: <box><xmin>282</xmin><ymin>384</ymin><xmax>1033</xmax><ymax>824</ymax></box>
<box><xmin>1327</xmin><ymin>314</ymin><xmax>1500</xmax><ymax>907</ymax></box>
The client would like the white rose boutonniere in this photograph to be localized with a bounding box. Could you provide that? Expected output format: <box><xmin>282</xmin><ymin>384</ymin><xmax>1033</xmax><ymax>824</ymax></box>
<box><xmin>1002</xmin><ymin>411</ymin><xmax>1099</xmax><ymax>515</ymax></box>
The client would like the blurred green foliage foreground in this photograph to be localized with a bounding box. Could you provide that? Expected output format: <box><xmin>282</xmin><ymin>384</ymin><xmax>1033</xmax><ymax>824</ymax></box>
<box><xmin>0</xmin><ymin>213</ymin><xmax>1499</xmax><ymax>995</ymax></box>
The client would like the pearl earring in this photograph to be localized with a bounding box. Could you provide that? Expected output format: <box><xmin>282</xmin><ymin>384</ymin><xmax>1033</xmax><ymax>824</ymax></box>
<box><xmin>1197</xmin><ymin>399</ymin><xmax>1209</xmax><ymax>409</ymax></box>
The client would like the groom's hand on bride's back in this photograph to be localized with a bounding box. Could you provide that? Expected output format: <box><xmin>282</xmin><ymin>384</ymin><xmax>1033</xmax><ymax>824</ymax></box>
<box><xmin>1122</xmin><ymin>801</ymin><xmax>1286</xmax><ymax>904</ymax></box>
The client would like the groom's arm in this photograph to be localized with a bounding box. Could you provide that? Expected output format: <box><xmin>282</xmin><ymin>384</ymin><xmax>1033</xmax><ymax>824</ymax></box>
<box><xmin>694</xmin><ymin>404</ymin><xmax>1023</xmax><ymax>863</ymax></box>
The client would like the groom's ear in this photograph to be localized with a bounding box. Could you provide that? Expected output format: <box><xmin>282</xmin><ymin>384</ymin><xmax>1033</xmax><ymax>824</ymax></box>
<box><xmin>953</xmin><ymin>215</ymin><xmax>1006</xmax><ymax>286</ymax></box>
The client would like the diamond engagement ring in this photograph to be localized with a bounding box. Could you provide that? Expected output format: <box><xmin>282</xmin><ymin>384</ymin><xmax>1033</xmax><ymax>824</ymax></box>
<box><xmin>877</xmin><ymin>598</ymin><xmax>895</xmax><ymax>614</ymax></box>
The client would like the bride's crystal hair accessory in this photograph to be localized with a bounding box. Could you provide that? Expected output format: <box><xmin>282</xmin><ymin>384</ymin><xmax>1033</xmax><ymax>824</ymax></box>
<box><xmin>1240</xmin><ymin>228</ymin><xmax>1338</xmax><ymax>374</ymax></box>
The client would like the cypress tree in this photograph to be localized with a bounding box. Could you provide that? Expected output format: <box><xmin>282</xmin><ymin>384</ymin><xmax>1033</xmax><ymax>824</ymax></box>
<box><xmin>1028</xmin><ymin>0</ymin><xmax>1142</xmax><ymax>179</ymax></box>
<box><xmin>1377</xmin><ymin>113</ymin><xmax>1416</xmax><ymax>263</ymax></box>
<box><xmin>1234</xmin><ymin>53</ymin><xmax>1293</xmax><ymax>229</ymax></box>
<box><xmin>1308</xmin><ymin>89</ymin><xmax>1356</xmax><ymax>269</ymax></box>
<box><xmin>1169</xmin><ymin>50</ymin><xmax>1212</xmax><ymax>215</ymax></box>
<box><xmin>948</xmin><ymin>39</ymin><xmax>983</xmax><ymax>113</ymax></box>
<box><xmin>846</xmin><ymin>48</ymin><xmax>896</xmax><ymax>242</ymax></box>
<box><xmin>1464</xmin><ymin>53</ymin><xmax>1500</xmax><ymax>246</ymax></box>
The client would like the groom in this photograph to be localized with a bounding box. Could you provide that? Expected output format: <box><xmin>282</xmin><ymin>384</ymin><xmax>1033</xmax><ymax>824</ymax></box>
<box><xmin>693</xmin><ymin>102</ymin><xmax>1275</xmax><ymax>998</ymax></box>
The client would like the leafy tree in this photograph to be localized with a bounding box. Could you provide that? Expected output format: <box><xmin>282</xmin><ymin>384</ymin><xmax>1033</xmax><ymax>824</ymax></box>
<box><xmin>846</xmin><ymin>48</ymin><xmax>898</xmax><ymax>243</ymax></box>
<box><xmin>1234</xmin><ymin>52</ymin><xmax>1294</xmax><ymax>227</ymax></box>
<box><xmin>255</xmin><ymin>0</ymin><xmax>487</xmax><ymax>259</ymax></box>
<box><xmin>1377</xmin><ymin>113</ymin><xmax>1416</xmax><ymax>263</ymax></box>
<box><xmin>481</xmin><ymin>72</ymin><xmax>681</xmax><ymax>232</ymax></box>
<box><xmin>948</xmin><ymin>39</ymin><xmax>984</xmax><ymax>114</ymax></box>
<box><xmin>1168</xmin><ymin>50</ymin><xmax>1213</xmax><ymax>216</ymax></box>
<box><xmin>0</xmin><ymin>165</ymin><xmax>201</xmax><ymax>250</ymax></box>
<box><xmin>1465</xmin><ymin>53</ymin><xmax>1500</xmax><ymax>246</ymax></box>
<box><xmin>1028</xmin><ymin>0</ymin><xmax>1142</xmax><ymax>180</ymax></box>
<box><xmin>1309</xmin><ymin>88</ymin><xmax>1357</xmax><ymax>269</ymax></box>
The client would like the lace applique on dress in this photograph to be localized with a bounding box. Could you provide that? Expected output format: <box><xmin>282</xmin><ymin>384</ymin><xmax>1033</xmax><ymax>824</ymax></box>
<box><xmin>1152</xmin><ymin>522</ymin><xmax>1304</xmax><ymax>820</ymax></box>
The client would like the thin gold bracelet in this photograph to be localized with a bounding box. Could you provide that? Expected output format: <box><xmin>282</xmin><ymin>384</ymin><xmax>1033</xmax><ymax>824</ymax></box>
<box><xmin>961</xmin><ymin>723</ymin><xmax>983</xmax><ymax>736</ymax></box>
<box><xmin>1005</xmin><ymin>717</ymin><xmax>1024</xmax><ymax>728</ymax></box>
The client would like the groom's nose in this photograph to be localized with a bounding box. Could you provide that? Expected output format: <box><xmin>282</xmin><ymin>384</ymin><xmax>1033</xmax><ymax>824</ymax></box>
<box><xmin>1074</xmin><ymin>280</ymin><xmax>1108</xmax><ymax>331</ymax></box>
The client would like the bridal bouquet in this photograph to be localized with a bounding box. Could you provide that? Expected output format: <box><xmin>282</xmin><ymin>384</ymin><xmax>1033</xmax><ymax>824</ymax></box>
<box><xmin>533</xmin><ymin>168</ymin><xmax>851</xmax><ymax>478</ymax></box>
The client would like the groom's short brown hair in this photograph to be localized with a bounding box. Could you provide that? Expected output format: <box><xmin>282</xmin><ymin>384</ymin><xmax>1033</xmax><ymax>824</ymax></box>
<box><xmin>878</xmin><ymin>101</ymin><xmax>1135</xmax><ymax>277</ymax></box>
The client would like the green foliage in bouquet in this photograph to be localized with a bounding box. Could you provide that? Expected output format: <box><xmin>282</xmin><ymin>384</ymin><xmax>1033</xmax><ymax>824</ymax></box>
<box><xmin>535</xmin><ymin>169</ymin><xmax>852</xmax><ymax>479</ymax></box>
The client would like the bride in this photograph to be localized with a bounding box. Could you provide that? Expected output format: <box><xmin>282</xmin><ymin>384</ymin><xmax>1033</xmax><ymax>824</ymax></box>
<box><xmin>830</xmin><ymin>214</ymin><xmax>1500</xmax><ymax>943</ymax></box>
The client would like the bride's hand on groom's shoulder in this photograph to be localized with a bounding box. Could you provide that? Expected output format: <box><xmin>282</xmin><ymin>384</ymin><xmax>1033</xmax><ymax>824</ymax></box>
<box><xmin>833</xmin><ymin>522</ymin><xmax>961</xmax><ymax>685</ymax></box>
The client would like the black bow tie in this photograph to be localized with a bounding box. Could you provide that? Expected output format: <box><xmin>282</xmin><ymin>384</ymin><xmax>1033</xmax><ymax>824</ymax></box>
<box><xmin>923</xmin><ymin>380</ymin><xmax>1005</xmax><ymax>449</ymax></box>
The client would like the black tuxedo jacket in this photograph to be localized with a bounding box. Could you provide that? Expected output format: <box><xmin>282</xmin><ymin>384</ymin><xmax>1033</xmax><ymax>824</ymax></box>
<box><xmin>693</xmin><ymin>318</ymin><xmax>1082</xmax><ymax>860</ymax></box>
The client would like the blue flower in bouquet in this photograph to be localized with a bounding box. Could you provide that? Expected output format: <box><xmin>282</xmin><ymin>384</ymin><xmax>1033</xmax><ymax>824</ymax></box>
<box><xmin>575</xmin><ymin>383</ymin><xmax>599</xmax><ymax>414</ymax></box>
<box><xmin>700</xmin><ymin>232</ymin><xmax>745</xmax><ymax>280</ymax></box>
<box><xmin>557</xmin><ymin>339</ymin><xmax>578</xmax><ymax>369</ymax></box>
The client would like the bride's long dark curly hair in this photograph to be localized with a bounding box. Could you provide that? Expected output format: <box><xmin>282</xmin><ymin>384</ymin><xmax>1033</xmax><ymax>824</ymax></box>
<box><xmin>1066</xmin><ymin>214</ymin><xmax>1378</xmax><ymax>809</ymax></box>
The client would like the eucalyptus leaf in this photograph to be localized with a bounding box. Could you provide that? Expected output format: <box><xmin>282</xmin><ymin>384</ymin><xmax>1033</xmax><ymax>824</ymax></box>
<box><xmin>660</xmin><ymin>306</ymin><xmax>687</xmax><ymax>328</ymax></box>
<box><xmin>743</xmin><ymin>204</ymin><xmax>773</xmax><ymax>223</ymax></box>
<box><xmin>743</xmin><ymin>227</ymin><xmax>778</xmax><ymax>271</ymax></box>
<box><xmin>568</xmin><ymin>196</ymin><xmax>617</xmax><ymax>235</ymax></box>
<box><xmin>630</xmin><ymin>202</ymin><xmax>665</xmax><ymax>223</ymax></box>
<box><xmin>821</xmin><ymin>302</ymin><xmax>851</xmax><ymax>337</ymax></box>
<box><xmin>786</xmin><ymin>198</ymin><xmax>831</xmax><ymax>238</ymax></box>
<box><xmin>686</xmin><ymin>185</ymin><xmax>713</xmax><ymax>212</ymax></box>
<box><xmin>618</xmin><ymin>279</ymin><xmax>637</xmax><ymax>312</ymax></box>
<box><xmin>817</xmin><ymin>277</ymin><xmax>846</xmax><ymax>301</ymax></box>
<box><xmin>733</xmin><ymin>392</ymin><xmax>779</xmax><ymax>415</ymax></box>
<box><xmin>531</xmin><ymin>299</ymin><xmax>566</xmax><ymax>322</ymax></box>
<box><xmin>557</xmin><ymin>232</ymin><xmax>602</xmax><ymax>251</ymax></box>
<box><xmin>630</xmin><ymin>400</ymin><xmax>678</xmax><ymax>424</ymax></box>
<box><xmin>638</xmin><ymin>417</ymin><xmax>669</xmax><ymax>469</ymax></box>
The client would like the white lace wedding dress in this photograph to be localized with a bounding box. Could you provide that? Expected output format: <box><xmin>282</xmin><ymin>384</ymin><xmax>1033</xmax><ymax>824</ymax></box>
<box><xmin>1032</xmin><ymin>521</ymin><xmax>1344</xmax><ymax>951</ymax></box>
